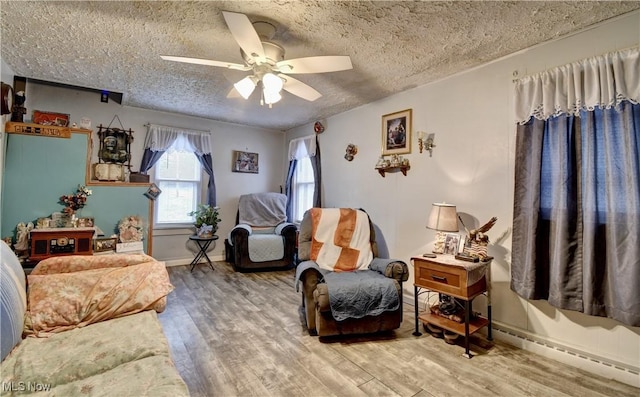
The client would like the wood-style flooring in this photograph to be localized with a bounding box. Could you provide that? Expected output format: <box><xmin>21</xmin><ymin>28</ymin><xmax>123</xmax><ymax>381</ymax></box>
<box><xmin>158</xmin><ymin>263</ymin><xmax>638</xmax><ymax>397</ymax></box>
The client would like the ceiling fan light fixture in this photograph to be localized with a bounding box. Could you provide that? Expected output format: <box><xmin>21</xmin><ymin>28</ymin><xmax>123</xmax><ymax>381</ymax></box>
<box><xmin>234</xmin><ymin>76</ymin><xmax>257</xmax><ymax>99</ymax></box>
<box><xmin>163</xmin><ymin>12</ymin><xmax>353</xmax><ymax>106</ymax></box>
<box><xmin>262</xmin><ymin>72</ymin><xmax>283</xmax><ymax>93</ymax></box>
<box><xmin>263</xmin><ymin>87</ymin><xmax>282</xmax><ymax>106</ymax></box>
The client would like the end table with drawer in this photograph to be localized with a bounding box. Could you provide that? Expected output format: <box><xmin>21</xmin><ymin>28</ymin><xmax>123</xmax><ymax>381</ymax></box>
<box><xmin>411</xmin><ymin>255</ymin><xmax>492</xmax><ymax>358</ymax></box>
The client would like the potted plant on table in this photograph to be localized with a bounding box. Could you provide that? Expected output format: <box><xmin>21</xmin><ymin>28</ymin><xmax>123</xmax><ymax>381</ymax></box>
<box><xmin>189</xmin><ymin>204</ymin><xmax>221</xmax><ymax>238</ymax></box>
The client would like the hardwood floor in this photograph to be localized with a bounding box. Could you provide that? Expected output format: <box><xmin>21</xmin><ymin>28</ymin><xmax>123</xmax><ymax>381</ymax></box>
<box><xmin>158</xmin><ymin>263</ymin><xmax>638</xmax><ymax>397</ymax></box>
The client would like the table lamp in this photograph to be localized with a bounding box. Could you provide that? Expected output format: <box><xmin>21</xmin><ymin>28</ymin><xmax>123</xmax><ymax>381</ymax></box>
<box><xmin>426</xmin><ymin>202</ymin><xmax>459</xmax><ymax>255</ymax></box>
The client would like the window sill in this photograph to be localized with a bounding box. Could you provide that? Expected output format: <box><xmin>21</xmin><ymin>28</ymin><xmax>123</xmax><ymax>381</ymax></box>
<box><xmin>152</xmin><ymin>225</ymin><xmax>194</xmax><ymax>236</ymax></box>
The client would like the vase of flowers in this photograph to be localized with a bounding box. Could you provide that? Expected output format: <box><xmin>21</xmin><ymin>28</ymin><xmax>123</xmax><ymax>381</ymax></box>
<box><xmin>59</xmin><ymin>185</ymin><xmax>92</xmax><ymax>216</ymax></box>
<box><xmin>188</xmin><ymin>204</ymin><xmax>220</xmax><ymax>238</ymax></box>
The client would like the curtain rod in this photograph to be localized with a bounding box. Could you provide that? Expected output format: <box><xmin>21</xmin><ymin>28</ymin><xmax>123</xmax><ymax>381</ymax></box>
<box><xmin>144</xmin><ymin>123</ymin><xmax>210</xmax><ymax>133</ymax></box>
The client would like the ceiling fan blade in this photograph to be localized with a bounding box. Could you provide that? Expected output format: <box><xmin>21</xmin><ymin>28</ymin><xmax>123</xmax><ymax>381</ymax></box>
<box><xmin>227</xmin><ymin>87</ymin><xmax>242</xmax><ymax>99</ymax></box>
<box><xmin>161</xmin><ymin>55</ymin><xmax>250</xmax><ymax>71</ymax></box>
<box><xmin>222</xmin><ymin>11</ymin><xmax>265</xmax><ymax>60</ymax></box>
<box><xmin>276</xmin><ymin>56</ymin><xmax>353</xmax><ymax>74</ymax></box>
<box><xmin>281</xmin><ymin>75</ymin><xmax>322</xmax><ymax>101</ymax></box>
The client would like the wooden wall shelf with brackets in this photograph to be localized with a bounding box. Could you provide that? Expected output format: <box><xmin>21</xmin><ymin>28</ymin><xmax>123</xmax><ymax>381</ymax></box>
<box><xmin>376</xmin><ymin>165</ymin><xmax>410</xmax><ymax>177</ymax></box>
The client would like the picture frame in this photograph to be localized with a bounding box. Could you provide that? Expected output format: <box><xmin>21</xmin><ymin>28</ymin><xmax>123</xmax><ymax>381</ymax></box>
<box><xmin>97</xmin><ymin>125</ymin><xmax>132</xmax><ymax>165</ymax></box>
<box><xmin>458</xmin><ymin>235</ymin><xmax>467</xmax><ymax>254</ymax></box>
<box><xmin>32</xmin><ymin>110</ymin><xmax>70</xmax><ymax>127</ymax></box>
<box><xmin>94</xmin><ymin>237</ymin><xmax>117</xmax><ymax>253</ymax></box>
<box><xmin>443</xmin><ymin>233</ymin><xmax>461</xmax><ymax>255</ymax></box>
<box><xmin>77</xmin><ymin>217</ymin><xmax>94</xmax><ymax>228</ymax></box>
<box><xmin>36</xmin><ymin>217</ymin><xmax>52</xmax><ymax>229</ymax></box>
<box><xmin>381</xmin><ymin>108</ymin><xmax>412</xmax><ymax>155</ymax></box>
<box><xmin>232</xmin><ymin>150</ymin><xmax>259</xmax><ymax>173</ymax></box>
<box><xmin>144</xmin><ymin>183</ymin><xmax>162</xmax><ymax>200</ymax></box>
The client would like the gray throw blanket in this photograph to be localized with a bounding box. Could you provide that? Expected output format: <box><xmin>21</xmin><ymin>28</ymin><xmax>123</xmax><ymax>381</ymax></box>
<box><xmin>238</xmin><ymin>192</ymin><xmax>287</xmax><ymax>227</ymax></box>
<box><xmin>295</xmin><ymin>261</ymin><xmax>399</xmax><ymax>321</ymax></box>
<box><xmin>324</xmin><ymin>271</ymin><xmax>399</xmax><ymax>321</ymax></box>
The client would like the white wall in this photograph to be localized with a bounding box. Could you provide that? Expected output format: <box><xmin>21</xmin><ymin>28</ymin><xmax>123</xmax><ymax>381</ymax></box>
<box><xmin>20</xmin><ymin>82</ymin><xmax>285</xmax><ymax>263</ymax></box>
<box><xmin>287</xmin><ymin>12</ymin><xmax>640</xmax><ymax>383</ymax></box>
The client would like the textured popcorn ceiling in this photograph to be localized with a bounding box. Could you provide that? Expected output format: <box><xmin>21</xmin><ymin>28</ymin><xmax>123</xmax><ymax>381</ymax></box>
<box><xmin>1</xmin><ymin>1</ymin><xmax>639</xmax><ymax>130</ymax></box>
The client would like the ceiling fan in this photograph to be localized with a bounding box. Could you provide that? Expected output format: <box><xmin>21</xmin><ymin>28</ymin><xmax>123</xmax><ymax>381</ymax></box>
<box><xmin>161</xmin><ymin>11</ymin><xmax>353</xmax><ymax>108</ymax></box>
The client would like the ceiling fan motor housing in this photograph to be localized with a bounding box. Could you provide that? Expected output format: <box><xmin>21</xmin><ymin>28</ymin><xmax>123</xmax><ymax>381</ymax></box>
<box><xmin>241</xmin><ymin>41</ymin><xmax>285</xmax><ymax>66</ymax></box>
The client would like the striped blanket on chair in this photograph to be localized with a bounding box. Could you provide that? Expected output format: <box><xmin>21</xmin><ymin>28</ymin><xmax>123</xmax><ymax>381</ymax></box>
<box><xmin>310</xmin><ymin>208</ymin><xmax>373</xmax><ymax>272</ymax></box>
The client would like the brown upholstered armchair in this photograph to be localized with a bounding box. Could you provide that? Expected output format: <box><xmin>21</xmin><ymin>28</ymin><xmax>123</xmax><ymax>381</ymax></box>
<box><xmin>295</xmin><ymin>208</ymin><xmax>409</xmax><ymax>337</ymax></box>
<box><xmin>224</xmin><ymin>192</ymin><xmax>297</xmax><ymax>272</ymax></box>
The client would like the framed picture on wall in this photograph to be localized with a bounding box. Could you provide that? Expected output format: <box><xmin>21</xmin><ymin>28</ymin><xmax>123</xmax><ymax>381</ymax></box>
<box><xmin>381</xmin><ymin>108</ymin><xmax>412</xmax><ymax>155</ymax></box>
<box><xmin>232</xmin><ymin>150</ymin><xmax>259</xmax><ymax>174</ymax></box>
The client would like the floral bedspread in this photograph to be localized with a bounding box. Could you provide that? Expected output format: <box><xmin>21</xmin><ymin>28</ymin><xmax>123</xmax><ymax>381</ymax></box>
<box><xmin>1</xmin><ymin>311</ymin><xmax>189</xmax><ymax>396</ymax></box>
<box><xmin>25</xmin><ymin>261</ymin><xmax>173</xmax><ymax>337</ymax></box>
<box><xmin>30</xmin><ymin>253</ymin><xmax>157</xmax><ymax>275</ymax></box>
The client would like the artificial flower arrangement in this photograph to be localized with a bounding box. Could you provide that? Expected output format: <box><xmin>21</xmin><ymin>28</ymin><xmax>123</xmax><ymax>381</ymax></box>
<box><xmin>118</xmin><ymin>215</ymin><xmax>144</xmax><ymax>242</ymax></box>
<box><xmin>59</xmin><ymin>185</ymin><xmax>92</xmax><ymax>215</ymax></box>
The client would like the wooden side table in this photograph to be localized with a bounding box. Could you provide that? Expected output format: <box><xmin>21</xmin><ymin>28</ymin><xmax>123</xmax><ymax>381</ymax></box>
<box><xmin>412</xmin><ymin>255</ymin><xmax>492</xmax><ymax>358</ymax></box>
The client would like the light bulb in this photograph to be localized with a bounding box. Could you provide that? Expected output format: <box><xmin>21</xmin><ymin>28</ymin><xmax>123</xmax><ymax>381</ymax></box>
<box><xmin>263</xmin><ymin>88</ymin><xmax>282</xmax><ymax>105</ymax></box>
<box><xmin>262</xmin><ymin>73</ymin><xmax>283</xmax><ymax>93</ymax></box>
<box><xmin>234</xmin><ymin>76</ymin><xmax>256</xmax><ymax>99</ymax></box>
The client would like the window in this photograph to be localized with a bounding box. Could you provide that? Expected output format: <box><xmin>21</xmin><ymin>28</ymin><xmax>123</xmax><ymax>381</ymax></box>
<box><xmin>154</xmin><ymin>148</ymin><xmax>202</xmax><ymax>226</ymax></box>
<box><xmin>292</xmin><ymin>156</ymin><xmax>314</xmax><ymax>223</ymax></box>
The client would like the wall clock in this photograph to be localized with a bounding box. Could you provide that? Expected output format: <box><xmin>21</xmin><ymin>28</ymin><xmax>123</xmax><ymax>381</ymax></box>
<box><xmin>1</xmin><ymin>82</ymin><xmax>13</xmax><ymax>115</ymax></box>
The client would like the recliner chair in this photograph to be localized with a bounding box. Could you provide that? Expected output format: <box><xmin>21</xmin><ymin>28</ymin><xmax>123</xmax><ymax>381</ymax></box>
<box><xmin>295</xmin><ymin>208</ymin><xmax>409</xmax><ymax>336</ymax></box>
<box><xmin>225</xmin><ymin>192</ymin><xmax>297</xmax><ymax>272</ymax></box>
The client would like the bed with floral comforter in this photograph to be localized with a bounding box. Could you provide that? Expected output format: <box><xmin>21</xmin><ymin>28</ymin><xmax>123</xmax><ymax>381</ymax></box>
<box><xmin>0</xmin><ymin>247</ymin><xmax>189</xmax><ymax>396</ymax></box>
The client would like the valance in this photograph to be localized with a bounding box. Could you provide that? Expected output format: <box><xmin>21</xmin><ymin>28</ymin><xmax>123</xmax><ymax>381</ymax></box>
<box><xmin>143</xmin><ymin>124</ymin><xmax>212</xmax><ymax>155</ymax></box>
<box><xmin>515</xmin><ymin>47</ymin><xmax>639</xmax><ymax>124</ymax></box>
<box><xmin>288</xmin><ymin>135</ymin><xmax>317</xmax><ymax>160</ymax></box>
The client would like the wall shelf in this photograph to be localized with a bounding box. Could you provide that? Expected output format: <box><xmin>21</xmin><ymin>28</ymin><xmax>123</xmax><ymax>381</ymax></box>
<box><xmin>376</xmin><ymin>165</ymin><xmax>410</xmax><ymax>177</ymax></box>
<box><xmin>5</xmin><ymin>121</ymin><xmax>91</xmax><ymax>139</ymax></box>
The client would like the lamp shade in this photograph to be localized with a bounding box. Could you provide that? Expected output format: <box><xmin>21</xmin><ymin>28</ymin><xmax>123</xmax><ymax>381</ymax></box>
<box><xmin>426</xmin><ymin>203</ymin><xmax>458</xmax><ymax>232</ymax></box>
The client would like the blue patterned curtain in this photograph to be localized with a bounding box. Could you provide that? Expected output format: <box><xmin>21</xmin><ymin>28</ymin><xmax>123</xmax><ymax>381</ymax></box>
<box><xmin>512</xmin><ymin>102</ymin><xmax>640</xmax><ymax>326</ymax></box>
<box><xmin>284</xmin><ymin>159</ymin><xmax>297</xmax><ymax>222</ymax></box>
<box><xmin>195</xmin><ymin>153</ymin><xmax>217</xmax><ymax>207</ymax></box>
<box><xmin>511</xmin><ymin>48</ymin><xmax>640</xmax><ymax>326</ymax></box>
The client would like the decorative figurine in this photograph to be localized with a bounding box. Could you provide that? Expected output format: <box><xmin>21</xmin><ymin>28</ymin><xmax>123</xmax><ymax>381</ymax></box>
<box><xmin>344</xmin><ymin>143</ymin><xmax>358</xmax><ymax>161</ymax></box>
<box><xmin>313</xmin><ymin>121</ymin><xmax>325</xmax><ymax>134</ymax></box>
<box><xmin>458</xmin><ymin>216</ymin><xmax>498</xmax><ymax>261</ymax></box>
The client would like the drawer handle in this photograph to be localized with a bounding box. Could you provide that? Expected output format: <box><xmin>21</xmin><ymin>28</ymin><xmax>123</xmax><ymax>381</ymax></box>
<box><xmin>431</xmin><ymin>275</ymin><xmax>447</xmax><ymax>282</ymax></box>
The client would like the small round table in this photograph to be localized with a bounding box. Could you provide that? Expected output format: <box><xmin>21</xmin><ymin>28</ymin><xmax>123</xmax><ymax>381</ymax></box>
<box><xmin>188</xmin><ymin>235</ymin><xmax>218</xmax><ymax>272</ymax></box>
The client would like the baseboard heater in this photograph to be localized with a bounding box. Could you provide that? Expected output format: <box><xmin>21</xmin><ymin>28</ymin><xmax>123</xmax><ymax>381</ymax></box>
<box><xmin>490</xmin><ymin>322</ymin><xmax>639</xmax><ymax>388</ymax></box>
<box><xmin>404</xmin><ymin>296</ymin><xmax>638</xmax><ymax>388</ymax></box>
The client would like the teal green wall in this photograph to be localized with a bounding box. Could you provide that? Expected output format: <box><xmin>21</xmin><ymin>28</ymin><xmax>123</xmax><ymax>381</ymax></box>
<box><xmin>1</xmin><ymin>132</ymin><xmax>149</xmax><ymax>249</ymax></box>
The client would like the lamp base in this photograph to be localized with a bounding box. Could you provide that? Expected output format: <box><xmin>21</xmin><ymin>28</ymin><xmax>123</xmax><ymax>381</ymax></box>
<box><xmin>432</xmin><ymin>231</ymin><xmax>446</xmax><ymax>254</ymax></box>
